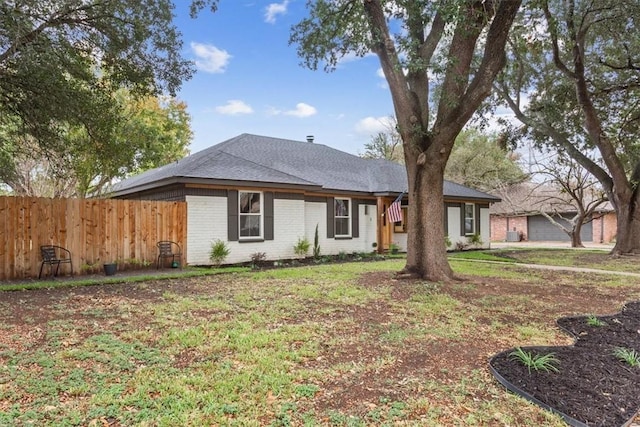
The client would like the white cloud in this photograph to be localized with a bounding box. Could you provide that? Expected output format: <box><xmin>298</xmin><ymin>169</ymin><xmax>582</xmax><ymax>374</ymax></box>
<box><xmin>190</xmin><ymin>42</ymin><xmax>231</xmax><ymax>73</ymax></box>
<box><xmin>284</xmin><ymin>103</ymin><xmax>317</xmax><ymax>118</ymax></box>
<box><xmin>376</xmin><ymin>67</ymin><xmax>389</xmax><ymax>89</ymax></box>
<box><xmin>265</xmin><ymin>1</ymin><xmax>289</xmax><ymax>24</ymax></box>
<box><xmin>355</xmin><ymin>116</ymin><xmax>395</xmax><ymax>135</ymax></box>
<box><xmin>215</xmin><ymin>100</ymin><xmax>254</xmax><ymax>115</ymax></box>
<box><xmin>266</xmin><ymin>102</ymin><xmax>317</xmax><ymax>117</ymax></box>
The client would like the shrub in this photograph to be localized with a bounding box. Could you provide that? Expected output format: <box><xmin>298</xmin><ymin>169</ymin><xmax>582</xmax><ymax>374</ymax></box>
<box><xmin>455</xmin><ymin>241</ymin><xmax>467</xmax><ymax>251</ymax></box>
<box><xmin>467</xmin><ymin>233</ymin><xmax>483</xmax><ymax>247</ymax></box>
<box><xmin>209</xmin><ymin>239</ymin><xmax>230</xmax><ymax>266</ymax></box>
<box><xmin>250</xmin><ymin>252</ymin><xmax>266</xmax><ymax>268</ymax></box>
<box><xmin>294</xmin><ymin>236</ymin><xmax>311</xmax><ymax>257</ymax></box>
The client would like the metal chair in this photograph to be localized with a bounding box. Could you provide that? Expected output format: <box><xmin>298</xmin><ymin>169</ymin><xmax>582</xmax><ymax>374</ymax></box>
<box><xmin>156</xmin><ymin>240</ymin><xmax>182</xmax><ymax>269</ymax></box>
<box><xmin>39</xmin><ymin>245</ymin><xmax>73</xmax><ymax>279</ymax></box>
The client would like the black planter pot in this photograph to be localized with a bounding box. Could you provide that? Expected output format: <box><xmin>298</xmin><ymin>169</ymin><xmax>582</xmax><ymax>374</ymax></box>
<box><xmin>103</xmin><ymin>263</ymin><xmax>117</xmax><ymax>276</ymax></box>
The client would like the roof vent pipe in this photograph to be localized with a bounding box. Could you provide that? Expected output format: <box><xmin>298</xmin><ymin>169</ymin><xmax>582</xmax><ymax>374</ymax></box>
<box><xmin>306</xmin><ymin>135</ymin><xmax>314</xmax><ymax>143</ymax></box>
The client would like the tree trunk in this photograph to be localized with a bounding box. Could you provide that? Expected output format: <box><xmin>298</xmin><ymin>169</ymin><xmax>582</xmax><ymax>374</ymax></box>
<box><xmin>570</xmin><ymin>221</ymin><xmax>584</xmax><ymax>248</ymax></box>
<box><xmin>355</xmin><ymin>0</ymin><xmax>520</xmax><ymax>281</ymax></box>
<box><xmin>611</xmin><ymin>198</ymin><xmax>640</xmax><ymax>255</ymax></box>
<box><xmin>404</xmin><ymin>145</ymin><xmax>454</xmax><ymax>281</ymax></box>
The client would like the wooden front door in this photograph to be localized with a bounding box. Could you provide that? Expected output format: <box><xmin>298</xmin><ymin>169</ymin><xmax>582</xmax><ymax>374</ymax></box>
<box><xmin>377</xmin><ymin>197</ymin><xmax>393</xmax><ymax>252</ymax></box>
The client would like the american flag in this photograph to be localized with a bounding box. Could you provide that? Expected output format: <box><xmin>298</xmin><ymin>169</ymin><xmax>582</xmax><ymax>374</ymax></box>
<box><xmin>387</xmin><ymin>193</ymin><xmax>404</xmax><ymax>223</ymax></box>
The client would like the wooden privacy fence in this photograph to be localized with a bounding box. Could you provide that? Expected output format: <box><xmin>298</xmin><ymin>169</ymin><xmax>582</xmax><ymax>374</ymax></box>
<box><xmin>0</xmin><ymin>196</ymin><xmax>187</xmax><ymax>281</ymax></box>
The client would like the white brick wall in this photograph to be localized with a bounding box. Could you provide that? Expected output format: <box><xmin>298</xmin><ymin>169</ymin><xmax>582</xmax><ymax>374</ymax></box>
<box><xmin>447</xmin><ymin>205</ymin><xmax>491</xmax><ymax>249</ymax></box>
<box><xmin>392</xmin><ymin>231</ymin><xmax>408</xmax><ymax>251</ymax></box>
<box><xmin>480</xmin><ymin>207</ymin><xmax>490</xmax><ymax>247</ymax></box>
<box><xmin>186</xmin><ymin>195</ymin><xmax>227</xmax><ymax>265</ymax></box>
<box><xmin>448</xmin><ymin>205</ymin><xmax>463</xmax><ymax>247</ymax></box>
<box><xmin>266</xmin><ymin>198</ymin><xmax>306</xmax><ymax>259</ymax></box>
<box><xmin>222</xmin><ymin>198</ymin><xmax>306</xmax><ymax>264</ymax></box>
<box><xmin>186</xmin><ymin>194</ymin><xmax>491</xmax><ymax>264</ymax></box>
<box><xmin>361</xmin><ymin>204</ymin><xmax>378</xmax><ymax>252</ymax></box>
<box><xmin>304</xmin><ymin>202</ymin><xmax>326</xmax><ymax>252</ymax></box>
<box><xmin>304</xmin><ymin>201</ymin><xmax>376</xmax><ymax>256</ymax></box>
<box><xmin>188</xmin><ymin>196</ymin><xmax>307</xmax><ymax>265</ymax></box>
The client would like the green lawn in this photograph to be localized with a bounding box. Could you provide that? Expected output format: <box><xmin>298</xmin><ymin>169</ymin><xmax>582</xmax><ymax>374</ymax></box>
<box><xmin>449</xmin><ymin>247</ymin><xmax>640</xmax><ymax>271</ymax></box>
<box><xmin>1</xmin><ymin>254</ymin><xmax>640</xmax><ymax>426</ymax></box>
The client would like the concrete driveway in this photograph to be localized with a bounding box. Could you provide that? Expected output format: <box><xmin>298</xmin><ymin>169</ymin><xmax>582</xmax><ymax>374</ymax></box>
<box><xmin>490</xmin><ymin>241</ymin><xmax>615</xmax><ymax>251</ymax></box>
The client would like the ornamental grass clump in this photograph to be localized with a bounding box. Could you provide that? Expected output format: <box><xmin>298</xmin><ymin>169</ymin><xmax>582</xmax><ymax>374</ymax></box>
<box><xmin>586</xmin><ymin>315</ymin><xmax>607</xmax><ymax>327</ymax></box>
<box><xmin>613</xmin><ymin>347</ymin><xmax>640</xmax><ymax>368</ymax></box>
<box><xmin>509</xmin><ymin>347</ymin><xmax>559</xmax><ymax>374</ymax></box>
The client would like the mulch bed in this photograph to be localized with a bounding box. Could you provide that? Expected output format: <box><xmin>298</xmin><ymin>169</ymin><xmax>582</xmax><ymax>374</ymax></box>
<box><xmin>489</xmin><ymin>301</ymin><xmax>640</xmax><ymax>427</ymax></box>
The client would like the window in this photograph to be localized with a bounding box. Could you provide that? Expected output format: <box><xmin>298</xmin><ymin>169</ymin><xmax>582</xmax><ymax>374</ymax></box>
<box><xmin>464</xmin><ymin>203</ymin><xmax>475</xmax><ymax>235</ymax></box>
<box><xmin>239</xmin><ymin>191</ymin><xmax>262</xmax><ymax>238</ymax></box>
<box><xmin>393</xmin><ymin>207</ymin><xmax>408</xmax><ymax>233</ymax></box>
<box><xmin>334</xmin><ymin>198</ymin><xmax>351</xmax><ymax>237</ymax></box>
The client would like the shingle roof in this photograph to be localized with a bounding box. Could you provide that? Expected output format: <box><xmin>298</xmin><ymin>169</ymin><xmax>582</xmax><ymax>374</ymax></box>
<box><xmin>112</xmin><ymin>133</ymin><xmax>499</xmax><ymax>201</ymax></box>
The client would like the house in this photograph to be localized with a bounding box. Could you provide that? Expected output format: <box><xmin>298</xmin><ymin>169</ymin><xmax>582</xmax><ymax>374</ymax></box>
<box><xmin>490</xmin><ymin>183</ymin><xmax>617</xmax><ymax>243</ymax></box>
<box><xmin>111</xmin><ymin>134</ymin><xmax>500</xmax><ymax>265</ymax></box>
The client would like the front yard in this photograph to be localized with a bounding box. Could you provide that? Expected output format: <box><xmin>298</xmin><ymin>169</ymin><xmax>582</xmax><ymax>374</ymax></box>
<box><xmin>1</xmin><ymin>251</ymin><xmax>640</xmax><ymax>426</ymax></box>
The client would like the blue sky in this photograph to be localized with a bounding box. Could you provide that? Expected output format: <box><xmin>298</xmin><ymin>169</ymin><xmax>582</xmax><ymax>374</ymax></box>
<box><xmin>173</xmin><ymin>0</ymin><xmax>396</xmax><ymax>156</ymax></box>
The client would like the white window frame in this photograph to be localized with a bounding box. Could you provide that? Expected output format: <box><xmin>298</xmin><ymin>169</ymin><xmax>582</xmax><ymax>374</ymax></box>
<box><xmin>334</xmin><ymin>198</ymin><xmax>351</xmax><ymax>237</ymax></box>
<box><xmin>239</xmin><ymin>191</ymin><xmax>263</xmax><ymax>239</ymax></box>
<box><xmin>464</xmin><ymin>203</ymin><xmax>475</xmax><ymax>236</ymax></box>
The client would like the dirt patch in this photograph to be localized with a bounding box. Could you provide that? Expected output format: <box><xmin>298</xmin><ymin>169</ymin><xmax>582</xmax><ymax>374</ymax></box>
<box><xmin>310</xmin><ymin>271</ymin><xmax>640</xmax><ymax>422</ymax></box>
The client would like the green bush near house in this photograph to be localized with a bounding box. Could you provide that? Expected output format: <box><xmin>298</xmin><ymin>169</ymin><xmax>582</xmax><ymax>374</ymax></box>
<box><xmin>445</xmin><ymin>235</ymin><xmax>452</xmax><ymax>248</ymax></box>
<box><xmin>467</xmin><ymin>233</ymin><xmax>483</xmax><ymax>247</ymax></box>
<box><xmin>210</xmin><ymin>239</ymin><xmax>230</xmax><ymax>266</ymax></box>
<box><xmin>294</xmin><ymin>236</ymin><xmax>311</xmax><ymax>257</ymax></box>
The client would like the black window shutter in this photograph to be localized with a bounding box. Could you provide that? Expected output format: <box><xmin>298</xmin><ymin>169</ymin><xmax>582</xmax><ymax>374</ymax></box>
<box><xmin>264</xmin><ymin>192</ymin><xmax>274</xmax><ymax>240</ymax></box>
<box><xmin>351</xmin><ymin>199</ymin><xmax>359</xmax><ymax>238</ymax></box>
<box><xmin>460</xmin><ymin>203</ymin><xmax>465</xmax><ymax>235</ymax></box>
<box><xmin>326</xmin><ymin>197</ymin><xmax>335</xmax><ymax>238</ymax></box>
<box><xmin>475</xmin><ymin>204</ymin><xmax>481</xmax><ymax>235</ymax></box>
<box><xmin>443</xmin><ymin>203</ymin><xmax>449</xmax><ymax>234</ymax></box>
<box><xmin>227</xmin><ymin>190</ymin><xmax>239</xmax><ymax>241</ymax></box>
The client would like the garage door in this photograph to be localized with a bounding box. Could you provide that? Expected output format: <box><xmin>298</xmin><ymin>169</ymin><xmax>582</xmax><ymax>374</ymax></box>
<box><xmin>527</xmin><ymin>214</ymin><xmax>593</xmax><ymax>242</ymax></box>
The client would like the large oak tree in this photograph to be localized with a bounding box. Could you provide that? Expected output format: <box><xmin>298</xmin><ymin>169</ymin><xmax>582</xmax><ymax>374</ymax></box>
<box><xmin>0</xmin><ymin>93</ymin><xmax>192</xmax><ymax>197</ymax></box>
<box><xmin>495</xmin><ymin>0</ymin><xmax>640</xmax><ymax>255</ymax></box>
<box><xmin>360</xmin><ymin>123</ymin><xmax>528</xmax><ymax>192</ymax></box>
<box><xmin>0</xmin><ymin>0</ymin><xmax>194</xmax><ymax>160</ymax></box>
<box><xmin>289</xmin><ymin>0</ymin><xmax>521</xmax><ymax>280</ymax></box>
<box><xmin>445</xmin><ymin>129</ymin><xmax>527</xmax><ymax>193</ymax></box>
